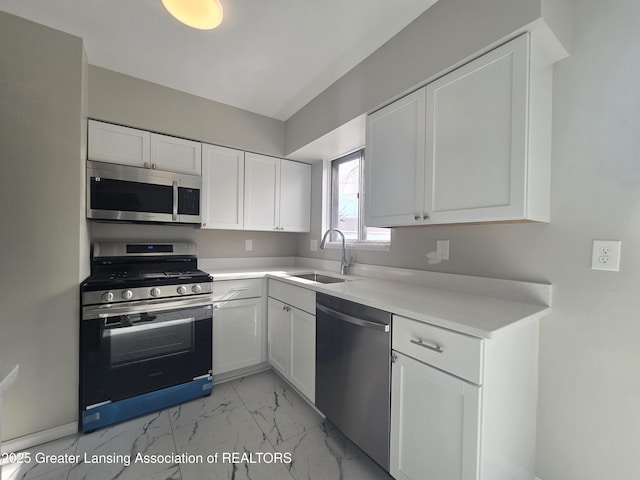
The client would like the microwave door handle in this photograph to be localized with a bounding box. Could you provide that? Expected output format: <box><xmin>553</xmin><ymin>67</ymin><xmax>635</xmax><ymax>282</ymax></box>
<box><xmin>172</xmin><ymin>180</ymin><xmax>178</xmax><ymax>221</ymax></box>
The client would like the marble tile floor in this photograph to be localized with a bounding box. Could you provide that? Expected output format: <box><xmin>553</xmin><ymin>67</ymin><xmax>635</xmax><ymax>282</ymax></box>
<box><xmin>1</xmin><ymin>370</ymin><xmax>393</xmax><ymax>480</ymax></box>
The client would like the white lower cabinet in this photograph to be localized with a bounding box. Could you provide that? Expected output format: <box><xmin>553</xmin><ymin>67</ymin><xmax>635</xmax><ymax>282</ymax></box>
<box><xmin>212</xmin><ymin>279</ymin><xmax>263</xmax><ymax>375</ymax></box>
<box><xmin>391</xmin><ymin>352</ymin><xmax>480</xmax><ymax>480</ymax></box>
<box><xmin>267</xmin><ymin>280</ymin><xmax>315</xmax><ymax>402</ymax></box>
<box><xmin>391</xmin><ymin>314</ymin><xmax>539</xmax><ymax>480</ymax></box>
<box><xmin>267</xmin><ymin>298</ymin><xmax>292</xmax><ymax>377</ymax></box>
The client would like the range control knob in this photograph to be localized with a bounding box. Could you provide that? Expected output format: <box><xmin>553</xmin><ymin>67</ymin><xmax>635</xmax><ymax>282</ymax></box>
<box><xmin>177</xmin><ymin>286</ymin><xmax>187</xmax><ymax>295</ymax></box>
<box><xmin>192</xmin><ymin>284</ymin><xmax>202</xmax><ymax>294</ymax></box>
<box><xmin>102</xmin><ymin>291</ymin><xmax>114</xmax><ymax>302</ymax></box>
<box><xmin>121</xmin><ymin>290</ymin><xmax>133</xmax><ymax>300</ymax></box>
<box><xmin>150</xmin><ymin>287</ymin><xmax>161</xmax><ymax>298</ymax></box>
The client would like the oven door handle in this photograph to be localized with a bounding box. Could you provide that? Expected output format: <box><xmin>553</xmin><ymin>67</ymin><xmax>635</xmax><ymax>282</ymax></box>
<box><xmin>83</xmin><ymin>295</ymin><xmax>213</xmax><ymax>320</ymax></box>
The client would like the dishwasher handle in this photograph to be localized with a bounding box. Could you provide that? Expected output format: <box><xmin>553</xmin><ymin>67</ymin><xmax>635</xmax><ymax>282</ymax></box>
<box><xmin>316</xmin><ymin>303</ymin><xmax>390</xmax><ymax>332</ymax></box>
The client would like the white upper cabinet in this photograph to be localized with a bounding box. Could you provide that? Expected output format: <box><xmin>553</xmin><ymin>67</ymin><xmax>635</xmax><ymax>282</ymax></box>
<box><xmin>88</xmin><ymin>120</ymin><xmax>202</xmax><ymax>176</ymax></box>
<box><xmin>279</xmin><ymin>160</ymin><xmax>311</xmax><ymax>232</ymax></box>
<box><xmin>88</xmin><ymin>120</ymin><xmax>150</xmax><ymax>168</ymax></box>
<box><xmin>244</xmin><ymin>153</ymin><xmax>311</xmax><ymax>232</ymax></box>
<box><xmin>244</xmin><ymin>153</ymin><xmax>281</xmax><ymax>231</ymax></box>
<box><xmin>201</xmin><ymin>144</ymin><xmax>245</xmax><ymax>230</ymax></box>
<box><xmin>365</xmin><ymin>33</ymin><xmax>550</xmax><ymax>227</ymax></box>
<box><xmin>426</xmin><ymin>33</ymin><xmax>530</xmax><ymax>223</ymax></box>
<box><xmin>365</xmin><ymin>89</ymin><xmax>426</xmax><ymax>227</ymax></box>
<box><xmin>150</xmin><ymin>133</ymin><xmax>202</xmax><ymax>176</ymax></box>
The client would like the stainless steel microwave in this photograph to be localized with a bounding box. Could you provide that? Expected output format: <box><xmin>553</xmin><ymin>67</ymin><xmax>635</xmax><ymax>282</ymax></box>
<box><xmin>86</xmin><ymin>161</ymin><xmax>201</xmax><ymax>225</ymax></box>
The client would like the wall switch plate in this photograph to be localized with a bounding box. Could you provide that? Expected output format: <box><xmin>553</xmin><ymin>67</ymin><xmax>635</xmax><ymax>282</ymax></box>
<box><xmin>310</xmin><ymin>239</ymin><xmax>318</xmax><ymax>252</ymax></box>
<box><xmin>591</xmin><ymin>240</ymin><xmax>621</xmax><ymax>271</ymax></box>
<box><xmin>436</xmin><ymin>240</ymin><xmax>450</xmax><ymax>260</ymax></box>
<box><xmin>245</xmin><ymin>239</ymin><xmax>253</xmax><ymax>252</ymax></box>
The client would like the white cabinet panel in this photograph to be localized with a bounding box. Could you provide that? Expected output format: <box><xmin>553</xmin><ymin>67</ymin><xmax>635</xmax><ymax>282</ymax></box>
<box><xmin>365</xmin><ymin>88</ymin><xmax>426</xmax><ymax>227</ymax></box>
<box><xmin>279</xmin><ymin>160</ymin><xmax>311</xmax><ymax>232</ymax></box>
<box><xmin>267</xmin><ymin>297</ymin><xmax>291</xmax><ymax>377</ymax></box>
<box><xmin>267</xmin><ymin>280</ymin><xmax>316</xmax><ymax>403</ymax></box>
<box><xmin>268</xmin><ymin>280</ymin><xmax>315</xmax><ymax>314</ymax></box>
<box><xmin>150</xmin><ymin>133</ymin><xmax>202</xmax><ymax>175</ymax></box>
<box><xmin>244</xmin><ymin>154</ymin><xmax>311</xmax><ymax>232</ymax></box>
<box><xmin>426</xmin><ymin>33</ymin><xmax>528</xmax><ymax>223</ymax></box>
<box><xmin>393</xmin><ymin>315</ymin><xmax>483</xmax><ymax>385</ymax></box>
<box><xmin>244</xmin><ymin>153</ymin><xmax>280</xmax><ymax>231</ymax></box>
<box><xmin>213</xmin><ymin>297</ymin><xmax>262</xmax><ymax>375</ymax></box>
<box><xmin>290</xmin><ymin>308</ymin><xmax>315</xmax><ymax>402</ymax></box>
<box><xmin>88</xmin><ymin>120</ymin><xmax>150</xmax><ymax>167</ymax></box>
<box><xmin>202</xmin><ymin>144</ymin><xmax>244</xmax><ymax>230</ymax></box>
<box><xmin>391</xmin><ymin>352</ymin><xmax>480</xmax><ymax>480</ymax></box>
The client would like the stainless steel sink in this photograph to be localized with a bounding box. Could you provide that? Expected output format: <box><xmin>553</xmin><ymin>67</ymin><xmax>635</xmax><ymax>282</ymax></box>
<box><xmin>290</xmin><ymin>273</ymin><xmax>346</xmax><ymax>284</ymax></box>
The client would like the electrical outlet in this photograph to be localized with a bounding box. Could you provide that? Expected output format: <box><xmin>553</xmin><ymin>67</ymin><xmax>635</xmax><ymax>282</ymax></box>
<box><xmin>245</xmin><ymin>239</ymin><xmax>253</xmax><ymax>252</ymax></box>
<box><xmin>591</xmin><ymin>240</ymin><xmax>621</xmax><ymax>271</ymax></box>
<box><xmin>436</xmin><ymin>240</ymin><xmax>450</xmax><ymax>261</ymax></box>
<box><xmin>310</xmin><ymin>239</ymin><xmax>318</xmax><ymax>252</ymax></box>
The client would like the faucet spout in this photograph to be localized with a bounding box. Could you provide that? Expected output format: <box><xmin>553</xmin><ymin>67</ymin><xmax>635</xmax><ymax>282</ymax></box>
<box><xmin>320</xmin><ymin>228</ymin><xmax>353</xmax><ymax>275</ymax></box>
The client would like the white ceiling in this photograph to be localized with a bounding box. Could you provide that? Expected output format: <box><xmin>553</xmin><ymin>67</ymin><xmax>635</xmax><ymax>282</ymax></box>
<box><xmin>0</xmin><ymin>0</ymin><xmax>438</xmax><ymax>121</ymax></box>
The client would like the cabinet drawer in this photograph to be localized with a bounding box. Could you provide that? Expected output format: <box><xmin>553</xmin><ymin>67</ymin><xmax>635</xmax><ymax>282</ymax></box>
<box><xmin>213</xmin><ymin>279</ymin><xmax>262</xmax><ymax>301</ymax></box>
<box><xmin>268</xmin><ymin>280</ymin><xmax>315</xmax><ymax>314</ymax></box>
<box><xmin>393</xmin><ymin>315</ymin><xmax>483</xmax><ymax>385</ymax></box>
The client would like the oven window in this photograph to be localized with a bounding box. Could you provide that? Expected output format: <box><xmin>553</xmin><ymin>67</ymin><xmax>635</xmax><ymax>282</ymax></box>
<box><xmin>91</xmin><ymin>177</ymin><xmax>173</xmax><ymax>213</ymax></box>
<box><xmin>105</xmin><ymin>313</ymin><xmax>194</xmax><ymax>367</ymax></box>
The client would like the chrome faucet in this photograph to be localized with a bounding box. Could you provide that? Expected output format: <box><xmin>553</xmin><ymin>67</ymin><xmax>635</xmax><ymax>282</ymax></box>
<box><xmin>320</xmin><ymin>228</ymin><xmax>353</xmax><ymax>275</ymax></box>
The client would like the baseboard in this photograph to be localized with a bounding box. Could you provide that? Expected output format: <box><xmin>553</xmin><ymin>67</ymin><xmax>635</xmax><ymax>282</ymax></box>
<box><xmin>1</xmin><ymin>422</ymin><xmax>77</xmax><ymax>454</ymax></box>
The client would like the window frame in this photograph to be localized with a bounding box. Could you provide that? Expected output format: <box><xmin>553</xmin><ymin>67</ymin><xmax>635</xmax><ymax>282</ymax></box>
<box><xmin>322</xmin><ymin>148</ymin><xmax>391</xmax><ymax>251</ymax></box>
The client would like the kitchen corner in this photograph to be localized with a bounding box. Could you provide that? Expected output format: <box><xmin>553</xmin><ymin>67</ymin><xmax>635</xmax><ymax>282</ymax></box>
<box><xmin>0</xmin><ymin>365</ymin><xmax>19</xmax><ymax>454</ymax></box>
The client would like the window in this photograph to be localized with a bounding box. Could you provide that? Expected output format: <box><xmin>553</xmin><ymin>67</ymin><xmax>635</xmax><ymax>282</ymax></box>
<box><xmin>328</xmin><ymin>150</ymin><xmax>390</xmax><ymax>244</ymax></box>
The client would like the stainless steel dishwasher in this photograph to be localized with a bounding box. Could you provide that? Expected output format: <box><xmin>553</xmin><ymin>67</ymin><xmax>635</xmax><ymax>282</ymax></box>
<box><xmin>315</xmin><ymin>292</ymin><xmax>391</xmax><ymax>471</ymax></box>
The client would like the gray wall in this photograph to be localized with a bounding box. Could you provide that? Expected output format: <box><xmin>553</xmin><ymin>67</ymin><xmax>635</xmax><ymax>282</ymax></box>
<box><xmin>285</xmin><ymin>0</ymin><xmax>566</xmax><ymax>156</ymax></box>
<box><xmin>296</xmin><ymin>1</ymin><xmax>640</xmax><ymax>479</ymax></box>
<box><xmin>89</xmin><ymin>66</ymin><xmax>285</xmax><ymax>157</ymax></box>
<box><xmin>0</xmin><ymin>11</ymin><xmax>88</xmax><ymax>440</ymax></box>
<box><xmin>88</xmin><ymin>67</ymin><xmax>298</xmax><ymax>259</ymax></box>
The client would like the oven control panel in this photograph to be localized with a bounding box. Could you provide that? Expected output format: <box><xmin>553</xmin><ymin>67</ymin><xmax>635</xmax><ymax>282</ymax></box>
<box><xmin>82</xmin><ymin>282</ymin><xmax>213</xmax><ymax>306</ymax></box>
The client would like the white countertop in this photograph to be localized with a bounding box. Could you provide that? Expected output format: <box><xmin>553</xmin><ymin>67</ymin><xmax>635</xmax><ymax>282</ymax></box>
<box><xmin>204</xmin><ymin>264</ymin><xmax>551</xmax><ymax>339</ymax></box>
<box><xmin>0</xmin><ymin>365</ymin><xmax>18</xmax><ymax>396</ymax></box>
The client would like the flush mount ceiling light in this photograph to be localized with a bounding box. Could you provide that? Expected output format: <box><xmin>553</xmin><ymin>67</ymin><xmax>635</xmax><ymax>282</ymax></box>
<box><xmin>161</xmin><ymin>0</ymin><xmax>224</xmax><ymax>30</ymax></box>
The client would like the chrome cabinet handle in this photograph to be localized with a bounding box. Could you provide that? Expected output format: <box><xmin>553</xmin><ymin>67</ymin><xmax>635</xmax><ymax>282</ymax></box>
<box><xmin>410</xmin><ymin>338</ymin><xmax>443</xmax><ymax>354</ymax></box>
<box><xmin>172</xmin><ymin>180</ymin><xmax>178</xmax><ymax>221</ymax></box>
<box><xmin>282</xmin><ymin>305</ymin><xmax>291</xmax><ymax>312</ymax></box>
<box><xmin>230</xmin><ymin>287</ymin><xmax>249</xmax><ymax>292</ymax></box>
<box><xmin>152</xmin><ymin>163</ymin><xmax>157</xmax><ymax>169</ymax></box>
<box><xmin>423</xmin><ymin>214</ymin><xmax>430</xmax><ymax>220</ymax></box>
<box><xmin>414</xmin><ymin>214</ymin><xmax>421</xmax><ymax>221</ymax></box>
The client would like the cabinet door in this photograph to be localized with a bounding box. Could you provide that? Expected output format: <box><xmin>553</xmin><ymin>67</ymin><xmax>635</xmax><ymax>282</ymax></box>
<box><xmin>213</xmin><ymin>298</ymin><xmax>262</xmax><ymax>375</ymax></box>
<box><xmin>150</xmin><ymin>133</ymin><xmax>202</xmax><ymax>175</ymax></box>
<box><xmin>244</xmin><ymin>153</ymin><xmax>280</xmax><ymax>231</ymax></box>
<box><xmin>279</xmin><ymin>160</ymin><xmax>311</xmax><ymax>232</ymax></box>
<box><xmin>425</xmin><ymin>34</ymin><xmax>528</xmax><ymax>223</ymax></box>
<box><xmin>201</xmin><ymin>144</ymin><xmax>244</xmax><ymax>229</ymax></box>
<box><xmin>365</xmin><ymin>88</ymin><xmax>426</xmax><ymax>227</ymax></box>
<box><xmin>88</xmin><ymin>120</ymin><xmax>150</xmax><ymax>167</ymax></box>
<box><xmin>267</xmin><ymin>298</ymin><xmax>291</xmax><ymax>377</ymax></box>
<box><xmin>391</xmin><ymin>352</ymin><xmax>480</xmax><ymax>480</ymax></box>
<box><xmin>290</xmin><ymin>308</ymin><xmax>315</xmax><ymax>402</ymax></box>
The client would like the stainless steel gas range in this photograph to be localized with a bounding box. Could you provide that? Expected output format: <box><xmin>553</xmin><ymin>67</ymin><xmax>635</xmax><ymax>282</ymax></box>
<box><xmin>79</xmin><ymin>242</ymin><xmax>213</xmax><ymax>432</ymax></box>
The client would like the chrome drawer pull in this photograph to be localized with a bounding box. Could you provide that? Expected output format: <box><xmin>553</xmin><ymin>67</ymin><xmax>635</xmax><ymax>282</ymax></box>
<box><xmin>410</xmin><ymin>338</ymin><xmax>443</xmax><ymax>354</ymax></box>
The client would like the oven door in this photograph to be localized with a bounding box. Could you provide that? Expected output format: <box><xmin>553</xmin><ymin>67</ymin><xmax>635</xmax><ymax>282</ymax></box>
<box><xmin>80</xmin><ymin>296</ymin><xmax>212</xmax><ymax>409</ymax></box>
